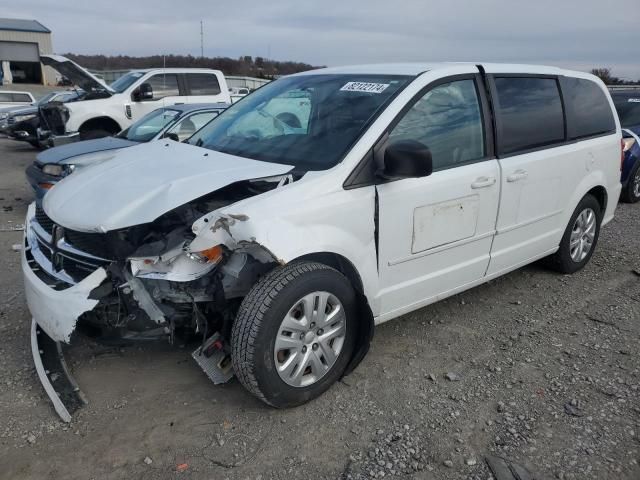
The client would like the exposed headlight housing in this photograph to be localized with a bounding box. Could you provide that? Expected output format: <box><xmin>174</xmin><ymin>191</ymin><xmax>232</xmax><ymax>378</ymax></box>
<box><xmin>129</xmin><ymin>244</ymin><xmax>224</xmax><ymax>281</ymax></box>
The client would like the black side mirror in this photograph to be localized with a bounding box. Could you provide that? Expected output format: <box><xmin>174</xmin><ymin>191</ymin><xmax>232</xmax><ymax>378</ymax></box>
<box><xmin>132</xmin><ymin>83</ymin><xmax>153</xmax><ymax>101</ymax></box>
<box><xmin>163</xmin><ymin>132</ymin><xmax>180</xmax><ymax>142</ymax></box>
<box><xmin>381</xmin><ymin>140</ymin><xmax>433</xmax><ymax>179</ymax></box>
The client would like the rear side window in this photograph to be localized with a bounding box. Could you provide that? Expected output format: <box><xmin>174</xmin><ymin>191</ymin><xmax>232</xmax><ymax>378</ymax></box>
<box><xmin>0</xmin><ymin>93</ymin><xmax>11</xmax><ymax>102</ymax></box>
<box><xmin>12</xmin><ymin>93</ymin><xmax>32</xmax><ymax>102</ymax></box>
<box><xmin>493</xmin><ymin>77</ymin><xmax>565</xmax><ymax>155</ymax></box>
<box><xmin>147</xmin><ymin>74</ymin><xmax>180</xmax><ymax>99</ymax></box>
<box><xmin>562</xmin><ymin>78</ymin><xmax>615</xmax><ymax>139</ymax></box>
<box><xmin>187</xmin><ymin>73</ymin><xmax>221</xmax><ymax>96</ymax></box>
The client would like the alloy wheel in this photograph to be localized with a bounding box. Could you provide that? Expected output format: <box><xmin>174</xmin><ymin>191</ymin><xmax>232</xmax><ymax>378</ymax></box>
<box><xmin>274</xmin><ymin>291</ymin><xmax>346</xmax><ymax>387</ymax></box>
<box><xmin>569</xmin><ymin>208</ymin><xmax>596</xmax><ymax>262</ymax></box>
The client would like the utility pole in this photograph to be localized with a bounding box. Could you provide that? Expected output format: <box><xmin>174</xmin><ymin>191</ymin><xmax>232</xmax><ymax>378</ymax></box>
<box><xmin>200</xmin><ymin>20</ymin><xmax>204</xmax><ymax>58</ymax></box>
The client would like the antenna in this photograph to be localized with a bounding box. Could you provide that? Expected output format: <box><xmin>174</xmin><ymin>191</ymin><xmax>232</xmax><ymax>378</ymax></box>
<box><xmin>200</xmin><ymin>20</ymin><xmax>204</xmax><ymax>58</ymax></box>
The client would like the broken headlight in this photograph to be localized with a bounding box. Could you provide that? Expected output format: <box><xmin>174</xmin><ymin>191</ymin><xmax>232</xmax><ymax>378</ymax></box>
<box><xmin>129</xmin><ymin>244</ymin><xmax>224</xmax><ymax>282</ymax></box>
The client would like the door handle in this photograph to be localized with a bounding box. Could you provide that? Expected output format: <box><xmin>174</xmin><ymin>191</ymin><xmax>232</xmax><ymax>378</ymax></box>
<box><xmin>506</xmin><ymin>169</ymin><xmax>528</xmax><ymax>182</ymax></box>
<box><xmin>471</xmin><ymin>176</ymin><xmax>497</xmax><ymax>189</ymax></box>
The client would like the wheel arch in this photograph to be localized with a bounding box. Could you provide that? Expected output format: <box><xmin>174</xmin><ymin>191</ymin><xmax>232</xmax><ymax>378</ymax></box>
<box><xmin>586</xmin><ymin>185</ymin><xmax>608</xmax><ymax>214</ymax></box>
<box><xmin>292</xmin><ymin>251</ymin><xmax>374</xmax><ymax>376</ymax></box>
<box><xmin>78</xmin><ymin>116</ymin><xmax>121</xmax><ymax>135</ymax></box>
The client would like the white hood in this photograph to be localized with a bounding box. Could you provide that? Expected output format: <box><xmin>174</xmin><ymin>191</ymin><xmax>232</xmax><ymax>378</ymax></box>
<box><xmin>43</xmin><ymin>141</ymin><xmax>293</xmax><ymax>232</ymax></box>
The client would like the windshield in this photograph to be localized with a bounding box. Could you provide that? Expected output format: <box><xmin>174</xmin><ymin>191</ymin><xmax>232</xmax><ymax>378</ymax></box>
<box><xmin>110</xmin><ymin>71</ymin><xmax>145</xmax><ymax>93</ymax></box>
<box><xmin>614</xmin><ymin>95</ymin><xmax>640</xmax><ymax>128</ymax></box>
<box><xmin>35</xmin><ymin>93</ymin><xmax>57</xmax><ymax>106</ymax></box>
<box><xmin>195</xmin><ymin>74</ymin><xmax>411</xmax><ymax>169</ymax></box>
<box><xmin>118</xmin><ymin>108</ymin><xmax>181</xmax><ymax>142</ymax></box>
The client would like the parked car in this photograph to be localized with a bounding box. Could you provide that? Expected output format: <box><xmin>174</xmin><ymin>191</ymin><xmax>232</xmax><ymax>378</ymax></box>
<box><xmin>22</xmin><ymin>63</ymin><xmax>622</xmax><ymax>420</ymax></box>
<box><xmin>610</xmin><ymin>88</ymin><xmax>640</xmax><ymax>202</ymax></box>
<box><xmin>26</xmin><ymin>103</ymin><xmax>227</xmax><ymax>199</ymax></box>
<box><xmin>3</xmin><ymin>90</ymin><xmax>83</xmax><ymax>148</ymax></box>
<box><xmin>38</xmin><ymin>55</ymin><xmax>232</xmax><ymax>147</ymax></box>
<box><xmin>230</xmin><ymin>86</ymin><xmax>251</xmax><ymax>103</ymax></box>
<box><xmin>0</xmin><ymin>90</ymin><xmax>35</xmax><ymax>109</ymax></box>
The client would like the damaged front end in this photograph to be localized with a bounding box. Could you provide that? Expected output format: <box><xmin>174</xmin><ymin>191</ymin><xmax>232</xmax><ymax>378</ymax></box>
<box><xmin>23</xmin><ymin>175</ymin><xmax>292</xmax><ymax>420</ymax></box>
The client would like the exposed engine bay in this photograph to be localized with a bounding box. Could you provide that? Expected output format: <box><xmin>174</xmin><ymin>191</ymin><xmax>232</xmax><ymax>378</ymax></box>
<box><xmin>24</xmin><ymin>172</ymin><xmax>298</xmax><ymax>419</ymax></box>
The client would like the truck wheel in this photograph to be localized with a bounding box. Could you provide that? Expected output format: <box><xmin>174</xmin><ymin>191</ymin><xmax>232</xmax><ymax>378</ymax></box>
<box><xmin>621</xmin><ymin>162</ymin><xmax>640</xmax><ymax>203</ymax></box>
<box><xmin>79</xmin><ymin>129</ymin><xmax>111</xmax><ymax>140</ymax></box>
<box><xmin>547</xmin><ymin>194</ymin><xmax>602</xmax><ymax>274</ymax></box>
<box><xmin>231</xmin><ymin>261</ymin><xmax>357</xmax><ymax>407</ymax></box>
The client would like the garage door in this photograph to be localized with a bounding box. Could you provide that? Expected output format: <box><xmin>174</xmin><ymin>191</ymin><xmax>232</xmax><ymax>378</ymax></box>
<box><xmin>0</xmin><ymin>41</ymin><xmax>39</xmax><ymax>62</ymax></box>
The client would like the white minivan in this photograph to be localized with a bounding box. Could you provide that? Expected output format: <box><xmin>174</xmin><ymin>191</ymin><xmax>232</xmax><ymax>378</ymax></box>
<box><xmin>22</xmin><ymin>63</ymin><xmax>621</xmax><ymax>419</ymax></box>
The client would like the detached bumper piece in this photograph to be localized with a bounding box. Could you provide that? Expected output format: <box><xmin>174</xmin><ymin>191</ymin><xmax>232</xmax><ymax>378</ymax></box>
<box><xmin>31</xmin><ymin>319</ymin><xmax>86</xmax><ymax>422</ymax></box>
<box><xmin>192</xmin><ymin>333</ymin><xmax>234</xmax><ymax>384</ymax></box>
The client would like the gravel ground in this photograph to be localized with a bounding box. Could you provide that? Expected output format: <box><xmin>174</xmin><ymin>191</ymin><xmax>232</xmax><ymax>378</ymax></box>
<box><xmin>0</xmin><ymin>138</ymin><xmax>638</xmax><ymax>480</ymax></box>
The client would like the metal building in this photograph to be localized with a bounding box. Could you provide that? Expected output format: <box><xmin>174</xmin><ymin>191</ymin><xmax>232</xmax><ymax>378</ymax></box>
<box><xmin>0</xmin><ymin>18</ymin><xmax>55</xmax><ymax>85</ymax></box>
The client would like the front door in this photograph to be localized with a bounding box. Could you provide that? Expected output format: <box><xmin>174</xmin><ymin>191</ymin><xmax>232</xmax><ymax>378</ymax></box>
<box><xmin>376</xmin><ymin>76</ymin><xmax>500</xmax><ymax>318</ymax></box>
<box><xmin>129</xmin><ymin>73</ymin><xmax>181</xmax><ymax>121</ymax></box>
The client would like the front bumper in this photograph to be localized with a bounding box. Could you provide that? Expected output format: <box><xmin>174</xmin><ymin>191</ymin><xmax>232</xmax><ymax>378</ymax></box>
<box><xmin>37</xmin><ymin>128</ymin><xmax>80</xmax><ymax>148</ymax></box>
<box><xmin>22</xmin><ymin>203</ymin><xmax>108</xmax><ymax>343</ymax></box>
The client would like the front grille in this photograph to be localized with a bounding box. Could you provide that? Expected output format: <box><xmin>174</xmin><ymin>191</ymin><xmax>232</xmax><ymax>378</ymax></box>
<box><xmin>39</xmin><ymin>106</ymin><xmax>66</xmax><ymax>135</ymax></box>
<box><xmin>31</xmin><ymin>207</ymin><xmax>112</xmax><ymax>283</ymax></box>
<box><xmin>35</xmin><ymin>205</ymin><xmax>54</xmax><ymax>234</ymax></box>
<box><xmin>35</xmin><ymin>205</ymin><xmax>112</xmax><ymax>259</ymax></box>
<box><xmin>64</xmin><ymin>229</ymin><xmax>112</xmax><ymax>259</ymax></box>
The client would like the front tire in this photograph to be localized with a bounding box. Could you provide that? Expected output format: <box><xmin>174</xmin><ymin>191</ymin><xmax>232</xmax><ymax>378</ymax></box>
<box><xmin>231</xmin><ymin>261</ymin><xmax>357</xmax><ymax>408</ymax></box>
<box><xmin>547</xmin><ymin>194</ymin><xmax>602</xmax><ymax>274</ymax></box>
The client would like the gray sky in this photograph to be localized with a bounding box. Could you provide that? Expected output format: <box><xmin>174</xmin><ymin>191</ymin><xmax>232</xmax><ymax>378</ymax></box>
<box><xmin>6</xmin><ymin>0</ymin><xmax>640</xmax><ymax>79</ymax></box>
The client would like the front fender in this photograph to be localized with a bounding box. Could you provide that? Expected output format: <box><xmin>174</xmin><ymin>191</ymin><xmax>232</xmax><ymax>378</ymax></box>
<box><xmin>190</xmin><ymin>185</ymin><xmax>381</xmax><ymax>314</ymax></box>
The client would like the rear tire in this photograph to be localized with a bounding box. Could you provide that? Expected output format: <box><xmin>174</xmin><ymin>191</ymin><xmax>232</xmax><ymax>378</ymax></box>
<box><xmin>547</xmin><ymin>194</ymin><xmax>601</xmax><ymax>274</ymax></box>
<box><xmin>231</xmin><ymin>261</ymin><xmax>357</xmax><ymax>408</ymax></box>
<box><xmin>79</xmin><ymin>129</ymin><xmax>111</xmax><ymax>141</ymax></box>
<box><xmin>621</xmin><ymin>162</ymin><xmax>640</xmax><ymax>203</ymax></box>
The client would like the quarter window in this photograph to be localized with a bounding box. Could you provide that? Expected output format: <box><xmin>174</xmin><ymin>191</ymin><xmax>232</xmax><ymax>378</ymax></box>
<box><xmin>562</xmin><ymin>77</ymin><xmax>616</xmax><ymax>138</ymax></box>
<box><xmin>187</xmin><ymin>73</ymin><xmax>221</xmax><ymax>96</ymax></box>
<box><xmin>147</xmin><ymin>74</ymin><xmax>180</xmax><ymax>99</ymax></box>
<box><xmin>388</xmin><ymin>79</ymin><xmax>485</xmax><ymax>171</ymax></box>
<box><xmin>494</xmin><ymin>77</ymin><xmax>564</xmax><ymax>155</ymax></box>
<box><xmin>12</xmin><ymin>93</ymin><xmax>32</xmax><ymax>102</ymax></box>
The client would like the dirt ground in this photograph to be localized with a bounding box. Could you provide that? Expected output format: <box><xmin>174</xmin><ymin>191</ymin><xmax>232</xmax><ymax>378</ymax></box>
<box><xmin>0</xmin><ymin>137</ymin><xmax>638</xmax><ymax>480</ymax></box>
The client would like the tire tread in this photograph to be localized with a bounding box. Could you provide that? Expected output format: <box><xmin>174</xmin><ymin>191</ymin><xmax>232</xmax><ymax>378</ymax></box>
<box><xmin>231</xmin><ymin>261</ymin><xmax>339</xmax><ymax>406</ymax></box>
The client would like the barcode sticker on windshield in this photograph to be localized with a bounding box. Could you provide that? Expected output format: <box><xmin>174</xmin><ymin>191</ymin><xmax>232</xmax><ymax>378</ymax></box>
<box><xmin>628</xmin><ymin>98</ymin><xmax>640</xmax><ymax>103</ymax></box>
<box><xmin>340</xmin><ymin>82</ymin><xmax>390</xmax><ymax>94</ymax></box>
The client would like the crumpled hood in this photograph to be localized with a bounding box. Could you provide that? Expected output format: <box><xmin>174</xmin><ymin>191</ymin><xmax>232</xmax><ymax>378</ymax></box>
<box><xmin>43</xmin><ymin>141</ymin><xmax>293</xmax><ymax>232</ymax></box>
<box><xmin>36</xmin><ymin>137</ymin><xmax>138</xmax><ymax>165</ymax></box>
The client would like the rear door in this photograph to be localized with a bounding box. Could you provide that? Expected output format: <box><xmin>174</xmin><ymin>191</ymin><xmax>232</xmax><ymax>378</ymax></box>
<box><xmin>376</xmin><ymin>74</ymin><xmax>500</xmax><ymax>318</ymax></box>
<box><xmin>485</xmin><ymin>75</ymin><xmax>572</xmax><ymax>275</ymax></box>
<box><xmin>185</xmin><ymin>72</ymin><xmax>226</xmax><ymax>104</ymax></box>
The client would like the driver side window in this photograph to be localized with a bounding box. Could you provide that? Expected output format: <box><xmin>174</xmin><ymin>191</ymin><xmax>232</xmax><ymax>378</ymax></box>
<box><xmin>389</xmin><ymin>79</ymin><xmax>485</xmax><ymax>171</ymax></box>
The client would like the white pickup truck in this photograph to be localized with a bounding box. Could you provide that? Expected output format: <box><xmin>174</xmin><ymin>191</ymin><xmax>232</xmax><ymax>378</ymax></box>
<box><xmin>38</xmin><ymin>55</ymin><xmax>231</xmax><ymax>146</ymax></box>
